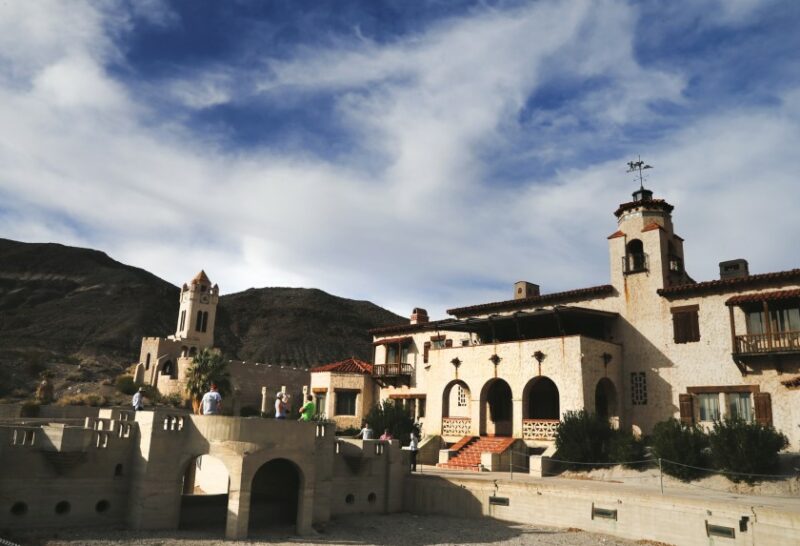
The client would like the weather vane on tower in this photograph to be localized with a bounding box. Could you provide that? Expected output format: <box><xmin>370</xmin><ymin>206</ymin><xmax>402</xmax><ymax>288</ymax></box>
<box><xmin>626</xmin><ymin>156</ymin><xmax>653</xmax><ymax>191</ymax></box>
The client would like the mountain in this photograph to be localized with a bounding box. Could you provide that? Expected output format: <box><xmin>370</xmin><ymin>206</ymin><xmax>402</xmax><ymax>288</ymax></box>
<box><xmin>0</xmin><ymin>238</ymin><xmax>405</xmax><ymax>397</ymax></box>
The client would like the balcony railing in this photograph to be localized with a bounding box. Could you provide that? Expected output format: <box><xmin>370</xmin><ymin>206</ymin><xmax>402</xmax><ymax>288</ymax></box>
<box><xmin>734</xmin><ymin>331</ymin><xmax>800</xmax><ymax>355</ymax></box>
<box><xmin>622</xmin><ymin>253</ymin><xmax>648</xmax><ymax>274</ymax></box>
<box><xmin>668</xmin><ymin>254</ymin><xmax>684</xmax><ymax>273</ymax></box>
<box><xmin>522</xmin><ymin>419</ymin><xmax>559</xmax><ymax>441</ymax></box>
<box><xmin>373</xmin><ymin>362</ymin><xmax>413</xmax><ymax>377</ymax></box>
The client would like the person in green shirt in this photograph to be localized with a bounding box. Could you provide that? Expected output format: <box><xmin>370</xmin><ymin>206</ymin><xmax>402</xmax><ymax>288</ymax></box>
<box><xmin>299</xmin><ymin>394</ymin><xmax>315</xmax><ymax>421</ymax></box>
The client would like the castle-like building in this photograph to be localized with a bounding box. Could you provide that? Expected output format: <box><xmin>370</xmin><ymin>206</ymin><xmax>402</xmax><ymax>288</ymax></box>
<box><xmin>355</xmin><ymin>183</ymin><xmax>800</xmax><ymax>467</ymax></box>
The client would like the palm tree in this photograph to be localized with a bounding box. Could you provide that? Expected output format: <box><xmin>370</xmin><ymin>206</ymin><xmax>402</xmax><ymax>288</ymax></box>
<box><xmin>185</xmin><ymin>349</ymin><xmax>231</xmax><ymax>414</ymax></box>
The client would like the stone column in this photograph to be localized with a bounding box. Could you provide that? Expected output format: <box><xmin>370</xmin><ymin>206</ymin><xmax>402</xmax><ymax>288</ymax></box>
<box><xmin>260</xmin><ymin>387</ymin><xmax>269</xmax><ymax>416</ymax></box>
<box><xmin>225</xmin><ymin>458</ymin><xmax>249</xmax><ymax>540</ymax></box>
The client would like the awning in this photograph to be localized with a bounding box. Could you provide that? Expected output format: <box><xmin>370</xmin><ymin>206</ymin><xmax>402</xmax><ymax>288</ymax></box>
<box><xmin>726</xmin><ymin>289</ymin><xmax>800</xmax><ymax>306</ymax></box>
<box><xmin>372</xmin><ymin>336</ymin><xmax>413</xmax><ymax>345</ymax></box>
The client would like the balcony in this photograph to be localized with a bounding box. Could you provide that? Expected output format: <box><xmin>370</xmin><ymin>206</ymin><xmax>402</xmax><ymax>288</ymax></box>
<box><xmin>623</xmin><ymin>253</ymin><xmax>648</xmax><ymax>274</ymax></box>
<box><xmin>372</xmin><ymin>362</ymin><xmax>413</xmax><ymax>387</ymax></box>
<box><xmin>734</xmin><ymin>331</ymin><xmax>800</xmax><ymax>356</ymax></box>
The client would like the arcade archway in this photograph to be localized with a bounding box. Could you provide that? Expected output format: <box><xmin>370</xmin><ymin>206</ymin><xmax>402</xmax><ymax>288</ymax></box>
<box><xmin>480</xmin><ymin>379</ymin><xmax>512</xmax><ymax>436</ymax></box>
<box><xmin>249</xmin><ymin>458</ymin><xmax>301</xmax><ymax>533</ymax></box>
<box><xmin>523</xmin><ymin>376</ymin><xmax>560</xmax><ymax>420</ymax></box>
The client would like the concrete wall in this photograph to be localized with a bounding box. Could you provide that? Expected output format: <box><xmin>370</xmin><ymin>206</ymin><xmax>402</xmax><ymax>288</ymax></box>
<box><xmin>405</xmin><ymin>474</ymin><xmax>800</xmax><ymax>546</ymax></box>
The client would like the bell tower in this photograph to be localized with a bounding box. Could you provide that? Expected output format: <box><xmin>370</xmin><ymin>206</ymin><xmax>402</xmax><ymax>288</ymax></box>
<box><xmin>608</xmin><ymin>159</ymin><xmax>691</xmax><ymax>293</ymax></box>
<box><xmin>173</xmin><ymin>270</ymin><xmax>219</xmax><ymax>349</ymax></box>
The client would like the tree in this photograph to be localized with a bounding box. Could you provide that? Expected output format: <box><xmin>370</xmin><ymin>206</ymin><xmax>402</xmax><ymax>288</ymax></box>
<box><xmin>185</xmin><ymin>349</ymin><xmax>231</xmax><ymax>414</ymax></box>
<box><xmin>365</xmin><ymin>400</ymin><xmax>415</xmax><ymax>445</ymax></box>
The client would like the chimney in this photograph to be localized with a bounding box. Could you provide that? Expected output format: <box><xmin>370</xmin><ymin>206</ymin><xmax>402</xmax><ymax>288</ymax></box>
<box><xmin>719</xmin><ymin>259</ymin><xmax>749</xmax><ymax>280</ymax></box>
<box><xmin>410</xmin><ymin>308</ymin><xmax>429</xmax><ymax>324</ymax></box>
<box><xmin>514</xmin><ymin>281</ymin><xmax>540</xmax><ymax>300</ymax></box>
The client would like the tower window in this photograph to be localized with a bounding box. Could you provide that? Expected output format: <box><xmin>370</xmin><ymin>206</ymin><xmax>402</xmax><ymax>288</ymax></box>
<box><xmin>179</xmin><ymin>310</ymin><xmax>186</xmax><ymax>331</ymax></box>
<box><xmin>145</xmin><ymin>353</ymin><xmax>151</xmax><ymax>370</ymax></box>
<box><xmin>623</xmin><ymin>239</ymin><xmax>648</xmax><ymax>274</ymax></box>
<box><xmin>672</xmin><ymin>305</ymin><xmax>700</xmax><ymax>344</ymax></box>
<box><xmin>195</xmin><ymin>310</ymin><xmax>203</xmax><ymax>331</ymax></box>
<box><xmin>201</xmin><ymin>311</ymin><xmax>209</xmax><ymax>333</ymax></box>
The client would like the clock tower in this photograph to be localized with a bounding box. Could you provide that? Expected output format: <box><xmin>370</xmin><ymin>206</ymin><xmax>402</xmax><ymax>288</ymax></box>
<box><xmin>173</xmin><ymin>270</ymin><xmax>219</xmax><ymax>349</ymax></box>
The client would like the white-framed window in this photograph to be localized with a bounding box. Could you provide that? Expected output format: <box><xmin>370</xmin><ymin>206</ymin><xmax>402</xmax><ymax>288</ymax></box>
<box><xmin>631</xmin><ymin>372</ymin><xmax>647</xmax><ymax>405</ymax></box>
<box><xmin>457</xmin><ymin>385</ymin><xmax>467</xmax><ymax>407</ymax></box>
<box><xmin>697</xmin><ymin>393</ymin><xmax>720</xmax><ymax>422</ymax></box>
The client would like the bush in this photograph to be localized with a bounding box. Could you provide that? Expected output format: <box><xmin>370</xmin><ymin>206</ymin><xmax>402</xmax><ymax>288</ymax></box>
<box><xmin>115</xmin><ymin>375</ymin><xmax>137</xmax><ymax>395</ymax></box>
<box><xmin>336</xmin><ymin>426</ymin><xmax>360</xmax><ymax>436</ymax></box>
<box><xmin>650</xmin><ymin>418</ymin><xmax>709</xmax><ymax>481</ymax></box>
<box><xmin>608</xmin><ymin>430</ymin><xmax>646</xmax><ymax>469</ymax></box>
<box><xmin>554</xmin><ymin>410</ymin><xmax>615</xmax><ymax>469</ymax></box>
<box><xmin>708</xmin><ymin>418</ymin><xmax>788</xmax><ymax>483</ymax></box>
<box><xmin>365</xmin><ymin>400</ymin><xmax>416</xmax><ymax>444</ymax></box>
<box><xmin>160</xmin><ymin>392</ymin><xmax>186</xmax><ymax>408</ymax></box>
<box><xmin>57</xmin><ymin>394</ymin><xmax>109</xmax><ymax>407</ymax></box>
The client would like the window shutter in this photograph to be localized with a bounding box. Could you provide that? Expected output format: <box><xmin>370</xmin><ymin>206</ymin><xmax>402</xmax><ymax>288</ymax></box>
<box><xmin>754</xmin><ymin>392</ymin><xmax>772</xmax><ymax>427</ymax></box>
<box><xmin>690</xmin><ymin>312</ymin><xmax>700</xmax><ymax>341</ymax></box>
<box><xmin>678</xmin><ymin>394</ymin><xmax>694</xmax><ymax>425</ymax></box>
<box><xmin>672</xmin><ymin>314</ymin><xmax>682</xmax><ymax>343</ymax></box>
<box><xmin>445</xmin><ymin>339</ymin><xmax>453</xmax><ymax>348</ymax></box>
<box><xmin>423</xmin><ymin>342</ymin><xmax>431</xmax><ymax>364</ymax></box>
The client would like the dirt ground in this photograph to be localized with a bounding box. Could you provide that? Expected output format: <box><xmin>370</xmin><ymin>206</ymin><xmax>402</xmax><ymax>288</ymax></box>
<box><xmin>11</xmin><ymin>513</ymin><xmax>665</xmax><ymax>546</ymax></box>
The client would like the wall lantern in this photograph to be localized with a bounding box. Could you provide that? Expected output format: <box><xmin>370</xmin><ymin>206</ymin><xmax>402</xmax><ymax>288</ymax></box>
<box><xmin>450</xmin><ymin>357</ymin><xmax>461</xmax><ymax>368</ymax></box>
<box><xmin>602</xmin><ymin>352</ymin><xmax>613</xmax><ymax>377</ymax></box>
<box><xmin>533</xmin><ymin>351</ymin><xmax>546</xmax><ymax>376</ymax></box>
<box><xmin>489</xmin><ymin>354</ymin><xmax>501</xmax><ymax>366</ymax></box>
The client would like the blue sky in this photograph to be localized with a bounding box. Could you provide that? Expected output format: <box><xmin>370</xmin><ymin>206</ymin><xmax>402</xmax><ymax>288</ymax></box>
<box><xmin>1</xmin><ymin>0</ymin><xmax>799</xmax><ymax>319</ymax></box>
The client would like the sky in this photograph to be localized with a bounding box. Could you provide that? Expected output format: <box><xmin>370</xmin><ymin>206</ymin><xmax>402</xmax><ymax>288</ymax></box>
<box><xmin>1</xmin><ymin>0</ymin><xmax>799</xmax><ymax>319</ymax></box>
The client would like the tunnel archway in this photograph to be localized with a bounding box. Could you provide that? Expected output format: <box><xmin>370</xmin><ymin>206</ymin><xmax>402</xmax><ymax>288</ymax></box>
<box><xmin>178</xmin><ymin>454</ymin><xmax>230</xmax><ymax>532</ymax></box>
<box><xmin>249</xmin><ymin>458</ymin><xmax>302</xmax><ymax>534</ymax></box>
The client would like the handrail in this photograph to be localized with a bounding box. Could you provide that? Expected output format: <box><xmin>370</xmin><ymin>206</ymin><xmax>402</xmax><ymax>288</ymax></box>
<box><xmin>734</xmin><ymin>330</ymin><xmax>800</xmax><ymax>354</ymax></box>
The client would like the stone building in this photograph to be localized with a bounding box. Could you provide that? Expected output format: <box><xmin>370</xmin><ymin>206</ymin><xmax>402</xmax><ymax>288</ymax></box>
<box><xmin>309</xmin><ymin>358</ymin><xmax>377</xmax><ymax>430</ymax></box>
<box><xmin>369</xmin><ymin>184</ymin><xmax>800</xmax><ymax>466</ymax></box>
<box><xmin>133</xmin><ymin>271</ymin><xmax>310</xmax><ymax>412</ymax></box>
<box><xmin>0</xmin><ymin>408</ymin><xmax>405</xmax><ymax>538</ymax></box>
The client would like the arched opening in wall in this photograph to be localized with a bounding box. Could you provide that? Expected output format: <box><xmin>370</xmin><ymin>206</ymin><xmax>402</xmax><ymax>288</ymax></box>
<box><xmin>161</xmin><ymin>360</ymin><xmax>173</xmax><ymax>377</ymax></box>
<box><xmin>145</xmin><ymin>353</ymin><xmax>151</xmax><ymax>370</ymax></box>
<box><xmin>249</xmin><ymin>458</ymin><xmax>301</xmax><ymax>535</ymax></box>
<box><xmin>442</xmin><ymin>380</ymin><xmax>472</xmax><ymax>437</ymax></box>
<box><xmin>179</xmin><ymin>454</ymin><xmax>230</xmax><ymax>532</ymax></box>
<box><xmin>480</xmin><ymin>379</ymin><xmax>512</xmax><ymax>437</ymax></box>
<box><xmin>595</xmin><ymin>378</ymin><xmax>618</xmax><ymax>425</ymax></box>
<box><xmin>625</xmin><ymin>239</ymin><xmax>646</xmax><ymax>273</ymax></box>
<box><xmin>523</xmin><ymin>377</ymin><xmax>560</xmax><ymax>420</ymax></box>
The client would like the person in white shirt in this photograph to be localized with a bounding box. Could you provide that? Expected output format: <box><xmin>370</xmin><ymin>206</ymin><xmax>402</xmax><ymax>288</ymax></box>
<box><xmin>408</xmin><ymin>430</ymin><xmax>419</xmax><ymax>471</ymax></box>
<box><xmin>201</xmin><ymin>384</ymin><xmax>222</xmax><ymax>415</ymax></box>
<box><xmin>356</xmin><ymin>422</ymin><xmax>373</xmax><ymax>440</ymax></box>
<box><xmin>132</xmin><ymin>388</ymin><xmax>144</xmax><ymax>411</ymax></box>
<box><xmin>275</xmin><ymin>392</ymin><xmax>287</xmax><ymax>419</ymax></box>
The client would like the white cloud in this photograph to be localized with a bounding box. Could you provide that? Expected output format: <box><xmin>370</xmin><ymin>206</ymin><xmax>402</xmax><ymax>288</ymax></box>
<box><xmin>0</xmin><ymin>0</ymin><xmax>798</xmax><ymax>323</ymax></box>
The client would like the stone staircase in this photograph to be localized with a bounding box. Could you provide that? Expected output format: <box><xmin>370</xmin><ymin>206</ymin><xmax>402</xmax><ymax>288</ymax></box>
<box><xmin>437</xmin><ymin>436</ymin><xmax>516</xmax><ymax>471</ymax></box>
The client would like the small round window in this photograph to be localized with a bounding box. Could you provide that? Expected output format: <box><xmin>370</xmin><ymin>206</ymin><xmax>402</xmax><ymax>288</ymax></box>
<box><xmin>96</xmin><ymin>500</ymin><xmax>110</xmax><ymax>513</ymax></box>
<box><xmin>345</xmin><ymin>494</ymin><xmax>355</xmax><ymax>504</ymax></box>
<box><xmin>55</xmin><ymin>501</ymin><xmax>70</xmax><ymax>515</ymax></box>
<box><xmin>11</xmin><ymin>502</ymin><xmax>27</xmax><ymax>516</ymax></box>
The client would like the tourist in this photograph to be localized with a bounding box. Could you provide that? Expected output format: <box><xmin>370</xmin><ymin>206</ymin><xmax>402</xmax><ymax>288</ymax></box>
<box><xmin>379</xmin><ymin>428</ymin><xmax>393</xmax><ymax>440</ymax></box>
<box><xmin>132</xmin><ymin>387</ymin><xmax>144</xmax><ymax>411</ymax></box>
<box><xmin>356</xmin><ymin>422</ymin><xmax>373</xmax><ymax>440</ymax></box>
<box><xmin>275</xmin><ymin>392</ymin><xmax>286</xmax><ymax>419</ymax></box>
<box><xmin>298</xmin><ymin>394</ymin><xmax>315</xmax><ymax>421</ymax></box>
<box><xmin>408</xmin><ymin>429</ymin><xmax>419</xmax><ymax>471</ymax></box>
<box><xmin>201</xmin><ymin>384</ymin><xmax>222</xmax><ymax>415</ymax></box>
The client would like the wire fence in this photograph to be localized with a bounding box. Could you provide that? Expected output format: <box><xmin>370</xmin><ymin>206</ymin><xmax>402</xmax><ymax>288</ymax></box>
<box><xmin>502</xmin><ymin>446</ymin><xmax>800</xmax><ymax>498</ymax></box>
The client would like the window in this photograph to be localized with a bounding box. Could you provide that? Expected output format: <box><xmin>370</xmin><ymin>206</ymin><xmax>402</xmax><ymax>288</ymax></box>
<box><xmin>631</xmin><ymin>372</ymin><xmax>647</xmax><ymax>405</ymax></box>
<box><xmin>697</xmin><ymin>393</ymin><xmax>720</xmax><ymax>421</ymax></box>
<box><xmin>727</xmin><ymin>392</ymin><xmax>752</xmax><ymax>422</ymax></box>
<box><xmin>431</xmin><ymin>335</ymin><xmax>446</xmax><ymax>349</ymax></box>
<box><xmin>335</xmin><ymin>391</ymin><xmax>357</xmax><ymax>416</ymax></box>
<box><xmin>195</xmin><ymin>310</ymin><xmax>203</xmax><ymax>331</ymax></box>
<box><xmin>672</xmin><ymin>305</ymin><xmax>700</xmax><ymax>343</ymax></box>
<box><xmin>423</xmin><ymin>342</ymin><xmax>431</xmax><ymax>364</ymax></box>
<box><xmin>315</xmin><ymin>394</ymin><xmax>326</xmax><ymax>416</ymax></box>
<box><xmin>418</xmin><ymin>398</ymin><xmax>426</xmax><ymax>418</ymax></box>
<box><xmin>386</xmin><ymin>344</ymin><xmax>398</xmax><ymax>364</ymax></box>
<box><xmin>145</xmin><ymin>353</ymin><xmax>151</xmax><ymax>370</ymax></box>
<box><xmin>457</xmin><ymin>385</ymin><xmax>467</xmax><ymax>407</ymax></box>
<box><xmin>746</xmin><ymin>305</ymin><xmax>800</xmax><ymax>334</ymax></box>
<box><xmin>201</xmin><ymin>311</ymin><xmax>209</xmax><ymax>333</ymax></box>
<box><xmin>179</xmin><ymin>310</ymin><xmax>186</xmax><ymax>331</ymax></box>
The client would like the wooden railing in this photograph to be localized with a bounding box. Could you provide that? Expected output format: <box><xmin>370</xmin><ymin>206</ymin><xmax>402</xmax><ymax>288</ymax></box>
<box><xmin>373</xmin><ymin>362</ymin><xmax>413</xmax><ymax>377</ymax></box>
<box><xmin>734</xmin><ymin>331</ymin><xmax>800</xmax><ymax>354</ymax></box>
<box><xmin>522</xmin><ymin>419</ymin><xmax>559</xmax><ymax>441</ymax></box>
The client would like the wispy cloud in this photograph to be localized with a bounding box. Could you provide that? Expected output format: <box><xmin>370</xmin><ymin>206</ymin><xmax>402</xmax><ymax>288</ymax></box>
<box><xmin>0</xmin><ymin>0</ymin><xmax>798</xmax><ymax>319</ymax></box>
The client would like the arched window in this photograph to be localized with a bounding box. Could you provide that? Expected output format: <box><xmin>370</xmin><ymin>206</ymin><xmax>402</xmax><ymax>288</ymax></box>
<box><xmin>624</xmin><ymin>239</ymin><xmax>647</xmax><ymax>273</ymax></box>
<box><xmin>201</xmin><ymin>311</ymin><xmax>209</xmax><ymax>333</ymax></box>
<box><xmin>195</xmin><ymin>310</ymin><xmax>203</xmax><ymax>331</ymax></box>
<box><xmin>145</xmin><ymin>353</ymin><xmax>151</xmax><ymax>370</ymax></box>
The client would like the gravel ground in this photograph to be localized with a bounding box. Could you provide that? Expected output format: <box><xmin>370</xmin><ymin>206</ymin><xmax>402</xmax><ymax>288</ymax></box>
<box><xmin>12</xmin><ymin>513</ymin><xmax>660</xmax><ymax>546</ymax></box>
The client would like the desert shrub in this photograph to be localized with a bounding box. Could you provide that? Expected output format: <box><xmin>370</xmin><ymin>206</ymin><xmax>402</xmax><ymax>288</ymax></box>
<box><xmin>160</xmin><ymin>392</ymin><xmax>186</xmax><ymax>408</ymax></box>
<box><xmin>554</xmin><ymin>410</ymin><xmax>614</xmax><ymax>469</ymax></box>
<box><xmin>708</xmin><ymin>418</ymin><xmax>789</xmax><ymax>483</ymax></box>
<box><xmin>20</xmin><ymin>399</ymin><xmax>41</xmax><ymax>417</ymax></box>
<box><xmin>115</xmin><ymin>375</ymin><xmax>137</xmax><ymax>395</ymax></box>
<box><xmin>100</xmin><ymin>378</ymin><xmax>113</xmax><ymax>386</ymax></box>
<box><xmin>57</xmin><ymin>394</ymin><xmax>109</xmax><ymax>407</ymax></box>
<box><xmin>336</xmin><ymin>426</ymin><xmax>360</xmax><ymax>436</ymax></box>
<box><xmin>65</xmin><ymin>371</ymin><xmax>85</xmax><ymax>382</ymax></box>
<box><xmin>650</xmin><ymin>418</ymin><xmax>709</xmax><ymax>481</ymax></box>
<box><xmin>365</xmin><ymin>400</ymin><xmax>416</xmax><ymax>444</ymax></box>
<box><xmin>608</xmin><ymin>430</ymin><xmax>647</xmax><ymax>469</ymax></box>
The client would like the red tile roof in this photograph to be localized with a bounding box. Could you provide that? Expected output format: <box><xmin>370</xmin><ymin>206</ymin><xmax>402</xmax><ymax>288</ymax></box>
<box><xmin>607</xmin><ymin>230</ymin><xmax>625</xmax><ymax>239</ymax></box>
<box><xmin>614</xmin><ymin>199</ymin><xmax>674</xmax><ymax>218</ymax></box>
<box><xmin>192</xmin><ymin>270</ymin><xmax>211</xmax><ymax>285</ymax></box>
<box><xmin>310</xmin><ymin>357</ymin><xmax>373</xmax><ymax>375</ymax></box>
<box><xmin>659</xmin><ymin>269</ymin><xmax>800</xmax><ymax>299</ymax></box>
<box><xmin>447</xmin><ymin>285</ymin><xmax>615</xmax><ymax>317</ymax></box>
<box><xmin>726</xmin><ymin>288</ymin><xmax>800</xmax><ymax>306</ymax></box>
<box><xmin>641</xmin><ymin>222</ymin><xmax>665</xmax><ymax>232</ymax></box>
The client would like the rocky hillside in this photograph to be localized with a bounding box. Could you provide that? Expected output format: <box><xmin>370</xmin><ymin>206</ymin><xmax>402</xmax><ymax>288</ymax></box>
<box><xmin>0</xmin><ymin>238</ymin><xmax>405</xmax><ymax>398</ymax></box>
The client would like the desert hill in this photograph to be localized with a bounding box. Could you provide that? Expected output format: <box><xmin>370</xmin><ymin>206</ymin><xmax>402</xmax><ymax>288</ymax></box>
<box><xmin>0</xmin><ymin>238</ymin><xmax>405</xmax><ymax>397</ymax></box>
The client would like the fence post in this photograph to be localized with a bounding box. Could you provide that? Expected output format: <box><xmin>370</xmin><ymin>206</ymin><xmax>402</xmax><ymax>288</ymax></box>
<box><xmin>658</xmin><ymin>458</ymin><xmax>664</xmax><ymax>495</ymax></box>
